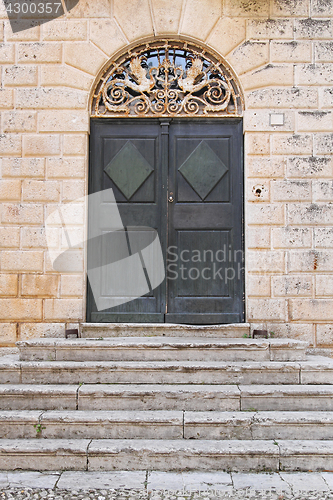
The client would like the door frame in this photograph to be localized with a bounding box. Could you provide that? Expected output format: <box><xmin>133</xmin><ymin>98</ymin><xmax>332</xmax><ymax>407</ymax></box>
<box><xmin>87</xmin><ymin>117</ymin><xmax>245</xmax><ymax>324</ymax></box>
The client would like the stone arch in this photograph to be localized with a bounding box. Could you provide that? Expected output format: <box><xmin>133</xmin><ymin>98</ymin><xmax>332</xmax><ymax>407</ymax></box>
<box><xmin>89</xmin><ymin>36</ymin><xmax>244</xmax><ymax>119</ymax></box>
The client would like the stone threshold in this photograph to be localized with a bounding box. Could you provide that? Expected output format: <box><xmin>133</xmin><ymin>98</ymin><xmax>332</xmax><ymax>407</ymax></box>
<box><xmin>80</xmin><ymin>323</ymin><xmax>251</xmax><ymax>338</ymax></box>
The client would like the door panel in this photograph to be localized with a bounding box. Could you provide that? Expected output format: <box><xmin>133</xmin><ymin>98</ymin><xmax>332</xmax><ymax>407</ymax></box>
<box><xmin>88</xmin><ymin>119</ymin><xmax>166</xmax><ymax>323</ymax></box>
<box><xmin>177</xmin><ymin>138</ymin><xmax>230</xmax><ymax>203</ymax></box>
<box><xmin>166</xmin><ymin>120</ymin><xmax>244</xmax><ymax>324</ymax></box>
<box><xmin>103</xmin><ymin>138</ymin><xmax>156</xmax><ymax>203</ymax></box>
<box><xmin>87</xmin><ymin>118</ymin><xmax>244</xmax><ymax>324</ymax></box>
<box><xmin>174</xmin><ymin>230</ymin><xmax>230</xmax><ymax>297</ymax></box>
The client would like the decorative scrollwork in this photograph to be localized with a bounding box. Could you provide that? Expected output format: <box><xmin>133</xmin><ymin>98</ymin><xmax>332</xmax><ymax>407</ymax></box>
<box><xmin>92</xmin><ymin>40</ymin><xmax>243</xmax><ymax>118</ymax></box>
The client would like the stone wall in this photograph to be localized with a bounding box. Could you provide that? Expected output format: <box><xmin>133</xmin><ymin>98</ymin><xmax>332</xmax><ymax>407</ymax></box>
<box><xmin>0</xmin><ymin>0</ymin><xmax>332</xmax><ymax>346</ymax></box>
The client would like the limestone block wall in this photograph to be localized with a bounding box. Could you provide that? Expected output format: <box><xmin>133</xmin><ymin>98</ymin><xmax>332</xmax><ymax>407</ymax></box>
<box><xmin>0</xmin><ymin>0</ymin><xmax>332</xmax><ymax>346</ymax></box>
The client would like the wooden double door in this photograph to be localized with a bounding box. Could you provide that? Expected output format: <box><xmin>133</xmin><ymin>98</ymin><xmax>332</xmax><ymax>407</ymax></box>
<box><xmin>87</xmin><ymin>118</ymin><xmax>244</xmax><ymax>324</ymax></box>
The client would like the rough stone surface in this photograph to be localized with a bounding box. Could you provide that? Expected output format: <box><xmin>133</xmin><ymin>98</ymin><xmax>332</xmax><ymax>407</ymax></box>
<box><xmin>0</xmin><ymin>439</ymin><xmax>89</xmax><ymax>471</ymax></box>
<box><xmin>17</xmin><ymin>360</ymin><xmax>302</xmax><ymax>385</ymax></box>
<box><xmin>82</xmin><ymin>323</ymin><xmax>250</xmax><ymax>339</ymax></box>
<box><xmin>1</xmin><ymin>471</ymin><xmax>333</xmax><ymax>499</ymax></box>
<box><xmin>77</xmin><ymin>384</ymin><xmax>241</xmax><ymax>411</ymax></box>
<box><xmin>17</xmin><ymin>336</ymin><xmax>308</xmax><ymax>362</ymax></box>
<box><xmin>39</xmin><ymin>410</ymin><xmax>183</xmax><ymax>440</ymax></box>
<box><xmin>88</xmin><ymin>439</ymin><xmax>279</xmax><ymax>472</ymax></box>
<box><xmin>240</xmin><ymin>385</ymin><xmax>333</xmax><ymax>411</ymax></box>
<box><xmin>0</xmin><ymin>385</ymin><xmax>77</xmax><ymax>411</ymax></box>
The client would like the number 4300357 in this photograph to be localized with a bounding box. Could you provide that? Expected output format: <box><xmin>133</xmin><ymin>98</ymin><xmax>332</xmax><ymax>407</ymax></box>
<box><xmin>5</xmin><ymin>2</ymin><xmax>62</xmax><ymax>14</ymax></box>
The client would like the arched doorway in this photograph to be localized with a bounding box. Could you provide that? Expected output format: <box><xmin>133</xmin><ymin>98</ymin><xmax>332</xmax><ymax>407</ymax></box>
<box><xmin>87</xmin><ymin>38</ymin><xmax>244</xmax><ymax>324</ymax></box>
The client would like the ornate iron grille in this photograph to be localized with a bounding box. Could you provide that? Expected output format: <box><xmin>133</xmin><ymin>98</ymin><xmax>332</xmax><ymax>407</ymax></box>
<box><xmin>91</xmin><ymin>40</ymin><xmax>243</xmax><ymax>118</ymax></box>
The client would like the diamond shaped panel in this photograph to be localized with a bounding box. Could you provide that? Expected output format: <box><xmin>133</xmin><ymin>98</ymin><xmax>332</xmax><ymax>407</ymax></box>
<box><xmin>179</xmin><ymin>141</ymin><xmax>228</xmax><ymax>200</ymax></box>
<box><xmin>104</xmin><ymin>141</ymin><xmax>153</xmax><ymax>200</ymax></box>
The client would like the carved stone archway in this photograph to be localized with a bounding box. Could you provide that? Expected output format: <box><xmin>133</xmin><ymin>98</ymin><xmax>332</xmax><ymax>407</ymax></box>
<box><xmin>91</xmin><ymin>38</ymin><xmax>244</xmax><ymax>118</ymax></box>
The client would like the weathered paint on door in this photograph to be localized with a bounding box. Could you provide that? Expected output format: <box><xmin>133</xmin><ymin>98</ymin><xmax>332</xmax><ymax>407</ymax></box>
<box><xmin>87</xmin><ymin>118</ymin><xmax>244</xmax><ymax>324</ymax></box>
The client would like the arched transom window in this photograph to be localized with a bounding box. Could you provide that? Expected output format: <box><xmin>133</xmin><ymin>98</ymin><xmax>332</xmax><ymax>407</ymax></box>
<box><xmin>91</xmin><ymin>39</ymin><xmax>243</xmax><ymax>118</ymax></box>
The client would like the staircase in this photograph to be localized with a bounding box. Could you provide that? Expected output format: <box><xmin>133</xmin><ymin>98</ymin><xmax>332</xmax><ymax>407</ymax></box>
<box><xmin>1</xmin><ymin>323</ymin><xmax>333</xmax><ymax>472</ymax></box>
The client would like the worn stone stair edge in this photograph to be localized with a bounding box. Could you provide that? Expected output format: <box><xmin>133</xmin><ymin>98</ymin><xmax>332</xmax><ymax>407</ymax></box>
<box><xmin>2</xmin><ymin>382</ymin><xmax>333</xmax><ymax>394</ymax></box>
<box><xmin>2</xmin><ymin>384</ymin><xmax>333</xmax><ymax>412</ymax></box>
<box><xmin>16</xmin><ymin>337</ymin><xmax>309</xmax><ymax>348</ymax></box>
<box><xmin>0</xmin><ymin>359</ymin><xmax>315</xmax><ymax>369</ymax></box>
<box><xmin>2</xmin><ymin>383</ymin><xmax>333</xmax><ymax>398</ymax></box>
<box><xmin>3</xmin><ymin>409</ymin><xmax>333</xmax><ymax>425</ymax></box>
<box><xmin>1</xmin><ymin>383</ymin><xmax>332</xmax><ymax>393</ymax></box>
<box><xmin>3</xmin><ymin>355</ymin><xmax>333</xmax><ymax>386</ymax></box>
<box><xmin>0</xmin><ymin>359</ymin><xmax>308</xmax><ymax>379</ymax></box>
<box><xmin>2</xmin><ymin>409</ymin><xmax>333</xmax><ymax>422</ymax></box>
<box><xmin>3</xmin><ymin>410</ymin><xmax>333</xmax><ymax>441</ymax></box>
<box><xmin>0</xmin><ymin>439</ymin><xmax>333</xmax><ymax>472</ymax></box>
<box><xmin>80</xmin><ymin>323</ymin><xmax>251</xmax><ymax>338</ymax></box>
<box><xmin>16</xmin><ymin>338</ymin><xmax>309</xmax><ymax>363</ymax></box>
<box><xmin>0</xmin><ymin>362</ymin><xmax>304</xmax><ymax>386</ymax></box>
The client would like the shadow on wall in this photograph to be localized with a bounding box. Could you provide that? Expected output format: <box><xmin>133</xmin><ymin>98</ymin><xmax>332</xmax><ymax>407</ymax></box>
<box><xmin>3</xmin><ymin>0</ymin><xmax>79</xmax><ymax>32</ymax></box>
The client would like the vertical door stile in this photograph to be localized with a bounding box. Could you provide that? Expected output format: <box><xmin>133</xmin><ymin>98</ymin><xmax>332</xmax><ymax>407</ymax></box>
<box><xmin>159</xmin><ymin>119</ymin><xmax>171</xmax><ymax>316</ymax></box>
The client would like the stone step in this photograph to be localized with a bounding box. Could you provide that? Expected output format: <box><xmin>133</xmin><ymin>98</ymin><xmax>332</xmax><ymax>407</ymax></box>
<box><xmin>11</xmin><ymin>360</ymin><xmax>303</xmax><ymax>385</ymax></box>
<box><xmin>0</xmin><ymin>438</ymin><xmax>332</xmax><ymax>472</ymax></box>
<box><xmin>299</xmin><ymin>356</ymin><xmax>333</xmax><ymax>384</ymax></box>
<box><xmin>17</xmin><ymin>337</ymin><xmax>308</xmax><ymax>362</ymax></box>
<box><xmin>1</xmin><ymin>384</ymin><xmax>333</xmax><ymax>411</ymax></box>
<box><xmin>184</xmin><ymin>411</ymin><xmax>333</xmax><ymax>440</ymax></box>
<box><xmin>0</xmin><ymin>439</ymin><xmax>90</xmax><ymax>471</ymax></box>
<box><xmin>0</xmin><ymin>410</ymin><xmax>183</xmax><ymax>440</ymax></box>
<box><xmin>0</xmin><ymin>385</ymin><xmax>78</xmax><ymax>411</ymax></box>
<box><xmin>87</xmin><ymin>439</ymin><xmax>333</xmax><ymax>472</ymax></box>
<box><xmin>3</xmin><ymin>357</ymin><xmax>333</xmax><ymax>385</ymax></box>
<box><xmin>0</xmin><ymin>384</ymin><xmax>239</xmax><ymax>411</ymax></box>
<box><xmin>241</xmin><ymin>385</ymin><xmax>333</xmax><ymax>411</ymax></box>
<box><xmin>2</xmin><ymin>410</ymin><xmax>333</xmax><ymax>441</ymax></box>
<box><xmin>81</xmin><ymin>323</ymin><xmax>251</xmax><ymax>338</ymax></box>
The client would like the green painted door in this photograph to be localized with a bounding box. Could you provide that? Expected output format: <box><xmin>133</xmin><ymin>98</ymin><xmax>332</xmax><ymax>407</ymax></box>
<box><xmin>87</xmin><ymin>118</ymin><xmax>244</xmax><ymax>324</ymax></box>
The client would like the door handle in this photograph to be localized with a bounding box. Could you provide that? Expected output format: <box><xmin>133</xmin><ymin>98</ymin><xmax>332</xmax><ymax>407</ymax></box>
<box><xmin>168</xmin><ymin>193</ymin><xmax>174</xmax><ymax>203</ymax></box>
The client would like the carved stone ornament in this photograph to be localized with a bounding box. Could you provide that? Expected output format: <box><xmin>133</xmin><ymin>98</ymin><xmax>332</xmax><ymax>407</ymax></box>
<box><xmin>91</xmin><ymin>39</ymin><xmax>243</xmax><ymax>118</ymax></box>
